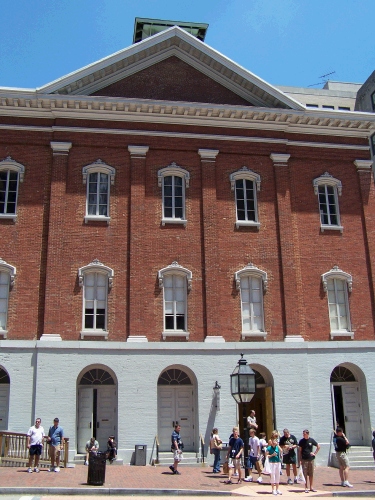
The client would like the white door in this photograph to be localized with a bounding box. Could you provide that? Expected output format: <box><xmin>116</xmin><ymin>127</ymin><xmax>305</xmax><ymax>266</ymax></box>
<box><xmin>158</xmin><ymin>386</ymin><xmax>194</xmax><ymax>451</ymax></box>
<box><xmin>77</xmin><ymin>386</ymin><xmax>117</xmax><ymax>453</ymax></box>
<box><xmin>342</xmin><ymin>383</ymin><xmax>363</xmax><ymax>445</ymax></box>
<box><xmin>0</xmin><ymin>385</ymin><xmax>9</xmax><ymax>430</ymax></box>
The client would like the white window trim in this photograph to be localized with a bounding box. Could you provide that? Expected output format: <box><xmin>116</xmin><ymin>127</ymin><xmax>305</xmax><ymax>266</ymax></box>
<box><xmin>0</xmin><ymin>157</ymin><xmax>25</xmax><ymax>222</ymax></box>
<box><xmin>230</xmin><ymin>167</ymin><xmax>261</xmax><ymax>229</ymax></box>
<box><xmin>0</xmin><ymin>258</ymin><xmax>16</xmax><ymax>338</ymax></box>
<box><xmin>158</xmin><ymin>162</ymin><xmax>190</xmax><ymax>227</ymax></box>
<box><xmin>313</xmin><ymin>172</ymin><xmax>343</xmax><ymax>233</ymax></box>
<box><xmin>82</xmin><ymin>160</ymin><xmax>115</xmax><ymax>225</ymax></box>
<box><xmin>78</xmin><ymin>259</ymin><xmax>114</xmax><ymax>339</ymax></box>
<box><xmin>158</xmin><ymin>261</ymin><xmax>192</xmax><ymax>340</ymax></box>
<box><xmin>322</xmin><ymin>266</ymin><xmax>353</xmax><ymax>339</ymax></box>
<box><xmin>235</xmin><ymin>263</ymin><xmax>267</xmax><ymax>340</ymax></box>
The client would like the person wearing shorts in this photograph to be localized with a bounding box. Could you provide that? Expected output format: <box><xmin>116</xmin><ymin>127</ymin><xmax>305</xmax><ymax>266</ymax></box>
<box><xmin>225</xmin><ymin>427</ymin><xmax>244</xmax><ymax>484</ymax></box>
<box><xmin>47</xmin><ymin>417</ymin><xmax>64</xmax><ymax>472</ymax></box>
<box><xmin>279</xmin><ymin>428</ymin><xmax>298</xmax><ymax>484</ymax></box>
<box><xmin>334</xmin><ymin>427</ymin><xmax>353</xmax><ymax>487</ymax></box>
<box><xmin>245</xmin><ymin>428</ymin><xmax>263</xmax><ymax>483</ymax></box>
<box><xmin>298</xmin><ymin>429</ymin><xmax>320</xmax><ymax>493</ymax></box>
<box><xmin>27</xmin><ymin>418</ymin><xmax>45</xmax><ymax>473</ymax></box>
<box><xmin>169</xmin><ymin>424</ymin><xmax>183</xmax><ymax>475</ymax></box>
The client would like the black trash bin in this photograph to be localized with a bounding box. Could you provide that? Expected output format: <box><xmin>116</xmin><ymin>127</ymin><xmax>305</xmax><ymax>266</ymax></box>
<box><xmin>87</xmin><ymin>452</ymin><xmax>106</xmax><ymax>486</ymax></box>
<box><xmin>134</xmin><ymin>444</ymin><xmax>147</xmax><ymax>466</ymax></box>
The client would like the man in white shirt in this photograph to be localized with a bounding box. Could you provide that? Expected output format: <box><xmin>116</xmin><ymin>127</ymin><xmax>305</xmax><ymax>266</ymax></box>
<box><xmin>27</xmin><ymin>418</ymin><xmax>45</xmax><ymax>473</ymax></box>
<box><xmin>245</xmin><ymin>428</ymin><xmax>263</xmax><ymax>483</ymax></box>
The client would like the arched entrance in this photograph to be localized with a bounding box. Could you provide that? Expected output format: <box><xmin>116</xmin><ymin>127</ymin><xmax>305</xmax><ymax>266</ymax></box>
<box><xmin>157</xmin><ymin>367</ymin><xmax>196</xmax><ymax>452</ymax></box>
<box><xmin>240</xmin><ymin>365</ymin><xmax>274</xmax><ymax>440</ymax></box>
<box><xmin>0</xmin><ymin>367</ymin><xmax>10</xmax><ymax>430</ymax></box>
<box><xmin>77</xmin><ymin>367</ymin><xmax>117</xmax><ymax>453</ymax></box>
<box><xmin>330</xmin><ymin>365</ymin><xmax>364</xmax><ymax>445</ymax></box>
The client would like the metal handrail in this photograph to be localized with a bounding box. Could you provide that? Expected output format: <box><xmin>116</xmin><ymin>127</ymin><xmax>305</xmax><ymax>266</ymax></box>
<box><xmin>0</xmin><ymin>431</ymin><xmax>69</xmax><ymax>468</ymax></box>
<box><xmin>199</xmin><ymin>433</ymin><xmax>205</xmax><ymax>463</ymax></box>
<box><xmin>149</xmin><ymin>435</ymin><xmax>160</xmax><ymax>465</ymax></box>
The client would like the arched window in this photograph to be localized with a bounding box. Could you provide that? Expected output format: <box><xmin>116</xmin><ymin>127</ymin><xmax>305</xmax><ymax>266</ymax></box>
<box><xmin>158</xmin><ymin>163</ymin><xmax>190</xmax><ymax>226</ymax></box>
<box><xmin>79</xmin><ymin>368</ymin><xmax>115</xmax><ymax>385</ymax></box>
<box><xmin>330</xmin><ymin>366</ymin><xmax>356</xmax><ymax>383</ymax></box>
<box><xmin>230</xmin><ymin>167</ymin><xmax>261</xmax><ymax>229</ymax></box>
<box><xmin>158</xmin><ymin>262</ymin><xmax>192</xmax><ymax>340</ymax></box>
<box><xmin>313</xmin><ymin>172</ymin><xmax>343</xmax><ymax>232</ymax></box>
<box><xmin>0</xmin><ymin>157</ymin><xmax>25</xmax><ymax>221</ymax></box>
<box><xmin>322</xmin><ymin>266</ymin><xmax>353</xmax><ymax>339</ymax></box>
<box><xmin>78</xmin><ymin>259</ymin><xmax>114</xmax><ymax>339</ymax></box>
<box><xmin>235</xmin><ymin>263</ymin><xmax>267</xmax><ymax>339</ymax></box>
<box><xmin>82</xmin><ymin>160</ymin><xmax>116</xmax><ymax>224</ymax></box>
<box><xmin>0</xmin><ymin>258</ymin><xmax>16</xmax><ymax>338</ymax></box>
<box><xmin>158</xmin><ymin>369</ymin><xmax>192</xmax><ymax>385</ymax></box>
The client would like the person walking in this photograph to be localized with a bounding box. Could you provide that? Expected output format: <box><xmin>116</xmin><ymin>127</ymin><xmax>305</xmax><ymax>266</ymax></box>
<box><xmin>279</xmin><ymin>428</ymin><xmax>298</xmax><ymax>484</ymax></box>
<box><xmin>298</xmin><ymin>429</ymin><xmax>320</xmax><ymax>493</ymax></box>
<box><xmin>225</xmin><ymin>427</ymin><xmax>244</xmax><ymax>484</ymax></box>
<box><xmin>85</xmin><ymin>436</ymin><xmax>99</xmax><ymax>465</ymax></box>
<box><xmin>266</xmin><ymin>435</ymin><xmax>282</xmax><ymax>495</ymax></box>
<box><xmin>47</xmin><ymin>417</ymin><xmax>64</xmax><ymax>472</ymax></box>
<box><xmin>26</xmin><ymin>417</ymin><xmax>45</xmax><ymax>473</ymax></box>
<box><xmin>107</xmin><ymin>435</ymin><xmax>117</xmax><ymax>463</ymax></box>
<box><xmin>210</xmin><ymin>428</ymin><xmax>222</xmax><ymax>473</ymax></box>
<box><xmin>169</xmin><ymin>423</ymin><xmax>183</xmax><ymax>475</ymax></box>
<box><xmin>333</xmin><ymin>427</ymin><xmax>353</xmax><ymax>487</ymax></box>
<box><xmin>245</xmin><ymin>428</ymin><xmax>263</xmax><ymax>483</ymax></box>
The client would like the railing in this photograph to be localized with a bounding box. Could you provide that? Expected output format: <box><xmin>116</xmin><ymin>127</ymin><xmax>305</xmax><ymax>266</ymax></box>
<box><xmin>149</xmin><ymin>435</ymin><xmax>160</xmax><ymax>465</ymax></box>
<box><xmin>199</xmin><ymin>433</ymin><xmax>205</xmax><ymax>463</ymax></box>
<box><xmin>0</xmin><ymin>431</ymin><xmax>69</xmax><ymax>468</ymax></box>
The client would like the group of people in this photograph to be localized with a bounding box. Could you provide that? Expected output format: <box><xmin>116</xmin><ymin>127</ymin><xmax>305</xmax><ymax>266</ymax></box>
<box><xmin>26</xmin><ymin>417</ymin><xmax>117</xmax><ymax>472</ymax></box>
<box><xmin>205</xmin><ymin>409</ymin><xmax>354</xmax><ymax>494</ymax></box>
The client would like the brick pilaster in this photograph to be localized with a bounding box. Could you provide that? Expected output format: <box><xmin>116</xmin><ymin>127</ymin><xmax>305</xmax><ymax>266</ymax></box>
<box><xmin>198</xmin><ymin>149</ymin><xmax>223</xmax><ymax>341</ymax></box>
<box><xmin>42</xmin><ymin>142</ymin><xmax>72</xmax><ymax>339</ymax></box>
<box><xmin>271</xmin><ymin>153</ymin><xmax>304</xmax><ymax>341</ymax></box>
<box><xmin>127</xmin><ymin>145</ymin><xmax>149</xmax><ymax>342</ymax></box>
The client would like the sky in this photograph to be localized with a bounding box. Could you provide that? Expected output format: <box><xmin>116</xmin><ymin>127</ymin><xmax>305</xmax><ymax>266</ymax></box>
<box><xmin>0</xmin><ymin>0</ymin><xmax>374</xmax><ymax>90</ymax></box>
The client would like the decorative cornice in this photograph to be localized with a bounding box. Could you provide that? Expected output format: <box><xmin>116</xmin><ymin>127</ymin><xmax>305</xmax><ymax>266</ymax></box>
<box><xmin>0</xmin><ymin>156</ymin><xmax>25</xmax><ymax>182</ymax></box>
<box><xmin>158</xmin><ymin>162</ymin><xmax>190</xmax><ymax>187</ymax></box>
<box><xmin>198</xmin><ymin>149</ymin><xmax>219</xmax><ymax>162</ymax></box>
<box><xmin>230</xmin><ymin>167</ymin><xmax>261</xmax><ymax>191</ymax></box>
<box><xmin>82</xmin><ymin>160</ymin><xmax>116</xmax><ymax>185</ymax></box>
<box><xmin>128</xmin><ymin>145</ymin><xmax>149</xmax><ymax>157</ymax></box>
<box><xmin>50</xmin><ymin>141</ymin><xmax>72</xmax><ymax>155</ymax></box>
<box><xmin>0</xmin><ymin>258</ymin><xmax>16</xmax><ymax>287</ymax></box>
<box><xmin>270</xmin><ymin>153</ymin><xmax>291</xmax><ymax>166</ymax></box>
<box><xmin>313</xmin><ymin>172</ymin><xmax>342</xmax><ymax>196</ymax></box>
<box><xmin>354</xmin><ymin>159</ymin><xmax>373</xmax><ymax>171</ymax></box>
<box><xmin>78</xmin><ymin>259</ymin><xmax>114</xmax><ymax>288</ymax></box>
<box><xmin>235</xmin><ymin>262</ymin><xmax>268</xmax><ymax>291</ymax></box>
<box><xmin>158</xmin><ymin>261</ymin><xmax>192</xmax><ymax>291</ymax></box>
<box><xmin>321</xmin><ymin>265</ymin><xmax>352</xmax><ymax>293</ymax></box>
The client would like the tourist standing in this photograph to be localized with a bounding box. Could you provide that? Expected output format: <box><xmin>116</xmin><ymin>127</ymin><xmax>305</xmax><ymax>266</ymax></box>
<box><xmin>27</xmin><ymin>417</ymin><xmax>45</xmax><ymax>473</ymax></box>
<box><xmin>266</xmin><ymin>435</ymin><xmax>282</xmax><ymax>495</ymax></box>
<box><xmin>298</xmin><ymin>429</ymin><xmax>320</xmax><ymax>493</ymax></box>
<box><xmin>333</xmin><ymin>427</ymin><xmax>353</xmax><ymax>487</ymax></box>
<box><xmin>210</xmin><ymin>428</ymin><xmax>222</xmax><ymax>473</ymax></box>
<box><xmin>225</xmin><ymin>427</ymin><xmax>244</xmax><ymax>484</ymax></box>
<box><xmin>279</xmin><ymin>429</ymin><xmax>298</xmax><ymax>484</ymax></box>
<box><xmin>47</xmin><ymin>417</ymin><xmax>64</xmax><ymax>472</ymax></box>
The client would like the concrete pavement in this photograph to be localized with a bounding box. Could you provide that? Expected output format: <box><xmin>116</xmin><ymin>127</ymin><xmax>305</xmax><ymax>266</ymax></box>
<box><xmin>0</xmin><ymin>463</ymin><xmax>374</xmax><ymax>497</ymax></box>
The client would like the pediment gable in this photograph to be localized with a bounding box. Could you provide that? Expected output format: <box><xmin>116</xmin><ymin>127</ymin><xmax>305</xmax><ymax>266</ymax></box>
<box><xmin>39</xmin><ymin>27</ymin><xmax>304</xmax><ymax>110</ymax></box>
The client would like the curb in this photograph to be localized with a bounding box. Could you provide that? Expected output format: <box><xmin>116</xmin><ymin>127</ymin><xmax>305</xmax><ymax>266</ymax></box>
<box><xmin>332</xmin><ymin>492</ymin><xmax>375</xmax><ymax>497</ymax></box>
<box><xmin>0</xmin><ymin>487</ymin><xmax>238</xmax><ymax>496</ymax></box>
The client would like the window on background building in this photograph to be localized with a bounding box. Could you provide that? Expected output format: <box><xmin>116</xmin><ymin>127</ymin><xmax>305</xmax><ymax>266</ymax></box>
<box><xmin>78</xmin><ymin>259</ymin><xmax>114</xmax><ymax>339</ymax></box>
<box><xmin>0</xmin><ymin>258</ymin><xmax>16</xmax><ymax>338</ymax></box>
<box><xmin>323</xmin><ymin>105</ymin><xmax>335</xmax><ymax>110</ymax></box>
<box><xmin>372</xmin><ymin>91</ymin><xmax>375</xmax><ymax>111</ymax></box>
<box><xmin>322</xmin><ymin>266</ymin><xmax>353</xmax><ymax>339</ymax></box>
<box><xmin>338</xmin><ymin>107</ymin><xmax>351</xmax><ymax>111</ymax></box>
<box><xmin>313</xmin><ymin>172</ymin><xmax>343</xmax><ymax>232</ymax></box>
<box><xmin>82</xmin><ymin>160</ymin><xmax>116</xmax><ymax>224</ymax></box>
<box><xmin>235</xmin><ymin>263</ymin><xmax>268</xmax><ymax>339</ymax></box>
<box><xmin>230</xmin><ymin>167</ymin><xmax>261</xmax><ymax>229</ymax></box>
<box><xmin>0</xmin><ymin>157</ymin><xmax>25</xmax><ymax>221</ymax></box>
<box><xmin>306</xmin><ymin>104</ymin><xmax>319</xmax><ymax>108</ymax></box>
<box><xmin>371</xmin><ymin>134</ymin><xmax>375</xmax><ymax>156</ymax></box>
<box><xmin>158</xmin><ymin>163</ymin><xmax>190</xmax><ymax>226</ymax></box>
<box><xmin>158</xmin><ymin>262</ymin><xmax>192</xmax><ymax>340</ymax></box>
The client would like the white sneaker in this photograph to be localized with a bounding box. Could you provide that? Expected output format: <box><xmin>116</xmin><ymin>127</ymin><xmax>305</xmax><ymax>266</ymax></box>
<box><xmin>48</xmin><ymin>467</ymin><xmax>54</xmax><ymax>472</ymax></box>
<box><xmin>287</xmin><ymin>478</ymin><xmax>293</xmax><ymax>485</ymax></box>
<box><xmin>277</xmin><ymin>490</ymin><xmax>282</xmax><ymax>495</ymax></box>
<box><xmin>257</xmin><ymin>476</ymin><xmax>263</xmax><ymax>483</ymax></box>
<box><xmin>34</xmin><ymin>467</ymin><xmax>39</xmax><ymax>473</ymax></box>
<box><xmin>341</xmin><ymin>481</ymin><xmax>346</xmax><ymax>487</ymax></box>
<box><xmin>244</xmin><ymin>476</ymin><xmax>252</xmax><ymax>482</ymax></box>
<box><xmin>84</xmin><ymin>461</ymin><xmax>88</xmax><ymax>465</ymax></box>
<box><xmin>54</xmin><ymin>466</ymin><xmax>60</xmax><ymax>472</ymax></box>
<box><xmin>273</xmin><ymin>491</ymin><xmax>278</xmax><ymax>496</ymax></box>
<box><xmin>27</xmin><ymin>467</ymin><xmax>33</xmax><ymax>473</ymax></box>
<box><xmin>344</xmin><ymin>481</ymin><xmax>353</xmax><ymax>488</ymax></box>
<box><xmin>233</xmin><ymin>471</ymin><xmax>238</xmax><ymax>476</ymax></box>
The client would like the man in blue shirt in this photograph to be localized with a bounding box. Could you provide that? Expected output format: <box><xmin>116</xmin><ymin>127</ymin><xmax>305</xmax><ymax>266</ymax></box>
<box><xmin>169</xmin><ymin>424</ymin><xmax>183</xmax><ymax>475</ymax></box>
<box><xmin>225</xmin><ymin>427</ymin><xmax>244</xmax><ymax>484</ymax></box>
<box><xmin>47</xmin><ymin>417</ymin><xmax>64</xmax><ymax>472</ymax></box>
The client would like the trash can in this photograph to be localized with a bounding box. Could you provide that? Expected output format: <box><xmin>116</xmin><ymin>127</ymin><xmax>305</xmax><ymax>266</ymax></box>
<box><xmin>87</xmin><ymin>452</ymin><xmax>106</xmax><ymax>486</ymax></box>
<box><xmin>134</xmin><ymin>444</ymin><xmax>147</xmax><ymax>466</ymax></box>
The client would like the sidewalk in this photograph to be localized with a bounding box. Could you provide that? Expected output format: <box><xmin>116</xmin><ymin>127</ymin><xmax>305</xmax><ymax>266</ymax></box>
<box><xmin>0</xmin><ymin>463</ymin><xmax>374</xmax><ymax>497</ymax></box>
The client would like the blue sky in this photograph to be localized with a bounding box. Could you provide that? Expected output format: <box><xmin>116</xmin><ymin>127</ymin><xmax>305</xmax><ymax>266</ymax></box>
<box><xmin>0</xmin><ymin>0</ymin><xmax>373</xmax><ymax>90</ymax></box>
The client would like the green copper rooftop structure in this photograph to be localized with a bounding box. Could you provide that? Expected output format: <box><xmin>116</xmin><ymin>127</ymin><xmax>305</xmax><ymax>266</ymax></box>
<box><xmin>133</xmin><ymin>18</ymin><xmax>209</xmax><ymax>43</ymax></box>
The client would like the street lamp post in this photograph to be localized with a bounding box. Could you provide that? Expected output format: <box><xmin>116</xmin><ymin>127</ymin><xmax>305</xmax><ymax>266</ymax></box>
<box><xmin>230</xmin><ymin>353</ymin><xmax>256</xmax><ymax>479</ymax></box>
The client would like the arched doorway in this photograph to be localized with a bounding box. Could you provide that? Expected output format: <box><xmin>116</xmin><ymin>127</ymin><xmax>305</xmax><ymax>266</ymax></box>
<box><xmin>0</xmin><ymin>367</ymin><xmax>10</xmax><ymax>431</ymax></box>
<box><xmin>77</xmin><ymin>367</ymin><xmax>117</xmax><ymax>453</ymax></box>
<box><xmin>330</xmin><ymin>365</ymin><xmax>364</xmax><ymax>445</ymax></box>
<box><xmin>240</xmin><ymin>366</ymin><xmax>274</xmax><ymax>441</ymax></box>
<box><xmin>157</xmin><ymin>367</ymin><xmax>196</xmax><ymax>452</ymax></box>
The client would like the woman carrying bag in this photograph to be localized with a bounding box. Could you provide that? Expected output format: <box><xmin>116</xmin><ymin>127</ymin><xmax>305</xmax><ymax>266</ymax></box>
<box><xmin>210</xmin><ymin>428</ymin><xmax>223</xmax><ymax>473</ymax></box>
<box><xmin>266</xmin><ymin>433</ymin><xmax>283</xmax><ymax>496</ymax></box>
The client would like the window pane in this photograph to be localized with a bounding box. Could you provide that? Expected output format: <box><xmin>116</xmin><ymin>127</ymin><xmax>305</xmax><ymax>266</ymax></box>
<box><xmin>85</xmin><ymin>310</ymin><xmax>94</xmax><ymax>329</ymax></box>
<box><xmin>176</xmin><ymin>315</ymin><xmax>185</xmax><ymax>330</ymax></box>
<box><xmin>165</xmin><ymin>315</ymin><xmax>174</xmax><ymax>330</ymax></box>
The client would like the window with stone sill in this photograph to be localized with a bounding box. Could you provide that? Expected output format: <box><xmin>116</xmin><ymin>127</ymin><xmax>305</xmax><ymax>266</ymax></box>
<box><xmin>313</xmin><ymin>172</ymin><xmax>343</xmax><ymax>232</ymax></box>
<box><xmin>158</xmin><ymin>262</ymin><xmax>192</xmax><ymax>340</ymax></box>
<box><xmin>0</xmin><ymin>258</ymin><xmax>16</xmax><ymax>338</ymax></box>
<box><xmin>230</xmin><ymin>167</ymin><xmax>261</xmax><ymax>229</ymax></box>
<box><xmin>235</xmin><ymin>263</ymin><xmax>267</xmax><ymax>340</ymax></box>
<box><xmin>78</xmin><ymin>259</ymin><xmax>114</xmax><ymax>339</ymax></box>
<box><xmin>158</xmin><ymin>163</ymin><xmax>190</xmax><ymax>227</ymax></box>
<box><xmin>82</xmin><ymin>160</ymin><xmax>116</xmax><ymax>225</ymax></box>
<box><xmin>322</xmin><ymin>266</ymin><xmax>353</xmax><ymax>339</ymax></box>
<box><xmin>0</xmin><ymin>157</ymin><xmax>25</xmax><ymax>222</ymax></box>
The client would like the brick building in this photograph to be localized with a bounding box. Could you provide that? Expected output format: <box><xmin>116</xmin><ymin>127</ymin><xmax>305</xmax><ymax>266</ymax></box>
<box><xmin>0</xmin><ymin>21</ymin><xmax>375</xmax><ymax>465</ymax></box>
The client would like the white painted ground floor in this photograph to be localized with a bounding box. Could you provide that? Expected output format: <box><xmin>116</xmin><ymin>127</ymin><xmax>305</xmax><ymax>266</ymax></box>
<box><xmin>0</xmin><ymin>340</ymin><xmax>374</xmax><ymax>465</ymax></box>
